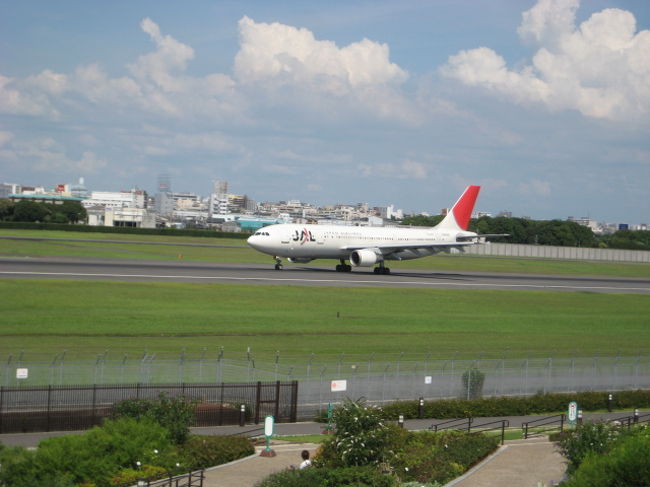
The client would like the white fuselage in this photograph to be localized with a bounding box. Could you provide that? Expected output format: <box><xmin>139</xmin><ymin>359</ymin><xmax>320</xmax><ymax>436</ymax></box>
<box><xmin>247</xmin><ymin>223</ymin><xmax>475</xmax><ymax>262</ymax></box>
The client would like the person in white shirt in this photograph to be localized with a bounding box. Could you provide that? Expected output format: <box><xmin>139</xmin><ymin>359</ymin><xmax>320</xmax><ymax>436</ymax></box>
<box><xmin>299</xmin><ymin>450</ymin><xmax>312</xmax><ymax>469</ymax></box>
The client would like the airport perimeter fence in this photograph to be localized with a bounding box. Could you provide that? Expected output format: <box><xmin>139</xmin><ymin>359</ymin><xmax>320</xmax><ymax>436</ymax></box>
<box><xmin>3</xmin><ymin>353</ymin><xmax>649</xmax><ymax>420</ymax></box>
<box><xmin>0</xmin><ymin>381</ymin><xmax>298</xmax><ymax>434</ymax></box>
<box><xmin>466</xmin><ymin>242</ymin><xmax>650</xmax><ymax>263</ymax></box>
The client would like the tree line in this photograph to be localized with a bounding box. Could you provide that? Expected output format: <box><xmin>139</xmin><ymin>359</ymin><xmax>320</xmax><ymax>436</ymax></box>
<box><xmin>0</xmin><ymin>199</ymin><xmax>87</xmax><ymax>224</ymax></box>
<box><xmin>401</xmin><ymin>214</ymin><xmax>650</xmax><ymax>251</ymax></box>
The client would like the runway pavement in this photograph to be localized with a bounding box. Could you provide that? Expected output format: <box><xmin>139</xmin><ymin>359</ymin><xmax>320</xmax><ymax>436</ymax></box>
<box><xmin>1</xmin><ymin>256</ymin><xmax>649</xmax><ymax>293</ymax></box>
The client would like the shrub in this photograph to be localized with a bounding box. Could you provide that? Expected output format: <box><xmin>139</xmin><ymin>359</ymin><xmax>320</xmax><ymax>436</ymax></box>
<box><xmin>180</xmin><ymin>435</ymin><xmax>254</xmax><ymax>470</ymax></box>
<box><xmin>373</xmin><ymin>389</ymin><xmax>650</xmax><ymax>422</ymax></box>
<box><xmin>113</xmin><ymin>393</ymin><xmax>198</xmax><ymax>444</ymax></box>
<box><xmin>0</xmin><ymin>418</ymin><xmax>174</xmax><ymax>487</ymax></box>
<box><xmin>391</xmin><ymin>431</ymin><xmax>498</xmax><ymax>484</ymax></box>
<box><xmin>255</xmin><ymin>465</ymin><xmax>397</xmax><ymax>487</ymax></box>
<box><xmin>558</xmin><ymin>422</ymin><xmax>622</xmax><ymax>474</ymax></box>
<box><xmin>562</xmin><ymin>427</ymin><xmax>650</xmax><ymax>487</ymax></box>
<box><xmin>317</xmin><ymin>398</ymin><xmax>392</xmax><ymax>468</ymax></box>
<box><xmin>461</xmin><ymin>368</ymin><xmax>485</xmax><ymax>400</ymax></box>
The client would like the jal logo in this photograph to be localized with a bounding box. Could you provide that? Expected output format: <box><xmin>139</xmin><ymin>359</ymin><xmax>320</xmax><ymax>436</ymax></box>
<box><xmin>293</xmin><ymin>228</ymin><xmax>316</xmax><ymax>245</ymax></box>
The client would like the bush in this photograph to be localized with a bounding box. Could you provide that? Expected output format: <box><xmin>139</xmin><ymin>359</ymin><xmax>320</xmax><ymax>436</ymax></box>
<box><xmin>255</xmin><ymin>465</ymin><xmax>397</xmax><ymax>487</ymax></box>
<box><xmin>558</xmin><ymin>422</ymin><xmax>623</xmax><ymax>474</ymax></box>
<box><xmin>373</xmin><ymin>390</ymin><xmax>650</xmax><ymax>422</ymax></box>
<box><xmin>180</xmin><ymin>435</ymin><xmax>254</xmax><ymax>470</ymax></box>
<box><xmin>391</xmin><ymin>431</ymin><xmax>498</xmax><ymax>484</ymax></box>
<box><xmin>113</xmin><ymin>393</ymin><xmax>198</xmax><ymax>444</ymax></box>
<box><xmin>0</xmin><ymin>418</ymin><xmax>175</xmax><ymax>487</ymax></box>
<box><xmin>562</xmin><ymin>427</ymin><xmax>650</xmax><ymax>487</ymax></box>
<box><xmin>316</xmin><ymin>398</ymin><xmax>392</xmax><ymax>468</ymax></box>
<box><xmin>461</xmin><ymin>368</ymin><xmax>485</xmax><ymax>400</ymax></box>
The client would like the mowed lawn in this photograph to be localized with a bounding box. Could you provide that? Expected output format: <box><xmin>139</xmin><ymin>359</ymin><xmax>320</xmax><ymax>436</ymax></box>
<box><xmin>1</xmin><ymin>229</ymin><xmax>650</xmax><ymax>277</ymax></box>
<box><xmin>1</xmin><ymin>279</ymin><xmax>648</xmax><ymax>361</ymax></box>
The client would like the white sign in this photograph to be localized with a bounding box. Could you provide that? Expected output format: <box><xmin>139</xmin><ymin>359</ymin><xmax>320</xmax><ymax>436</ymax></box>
<box><xmin>264</xmin><ymin>415</ymin><xmax>275</xmax><ymax>437</ymax></box>
<box><xmin>331</xmin><ymin>380</ymin><xmax>347</xmax><ymax>392</ymax></box>
<box><xmin>424</xmin><ymin>376</ymin><xmax>432</xmax><ymax>384</ymax></box>
<box><xmin>568</xmin><ymin>401</ymin><xmax>578</xmax><ymax>423</ymax></box>
<box><xmin>16</xmin><ymin>368</ymin><xmax>28</xmax><ymax>379</ymax></box>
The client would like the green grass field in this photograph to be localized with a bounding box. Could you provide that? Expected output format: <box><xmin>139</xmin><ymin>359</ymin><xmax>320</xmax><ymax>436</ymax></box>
<box><xmin>1</xmin><ymin>279</ymin><xmax>649</xmax><ymax>361</ymax></box>
<box><xmin>1</xmin><ymin>228</ymin><xmax>649</xmax><ymax>277</ymax></box>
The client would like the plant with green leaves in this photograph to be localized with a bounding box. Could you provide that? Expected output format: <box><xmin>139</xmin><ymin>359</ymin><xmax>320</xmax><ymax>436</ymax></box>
<box><xmin>317</xmin><ymin>398</ymin><xmax>392</xmax><ymax>468</ymax></box>
<box><xmin>461</xmin><ymin>367</ymin><xmax>485</xmax><ymax>400</ymax></box>
<box><xmin>558</xmin><ymin>421</ymin><xmax>623</xmax><ymax>474</ymax></box>
<box><xmin>113</xmin><ymin>393</ymin><xmax>198</xmax><ymax>444</ymax></box>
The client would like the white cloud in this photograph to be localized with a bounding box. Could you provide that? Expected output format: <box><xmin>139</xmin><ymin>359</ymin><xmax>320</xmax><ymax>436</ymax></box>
<box><xmin>441</xmin><ymin>0</ymin><xmax>650</xmax><ymax>120</ymax></box>
<box><xmin>358</xmin><ymin>159</ymin><xmax>427</xmax><ymax>180</ymax></box>
<box><xmin>235</xmin><ymin>16</ymin><xmax>407</xmax><ymax>93</ymax></box>
<box><xmin>0</xmin><ymin>131</ymin><xmax>14</xmax><ymax>148</ymax></box>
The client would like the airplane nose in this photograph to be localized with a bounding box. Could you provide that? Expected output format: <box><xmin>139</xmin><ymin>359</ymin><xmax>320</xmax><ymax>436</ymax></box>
<box><xmin>247</xmin><ymin>234</ymin><xmax>262</xmax><ymax>251</ymax></box>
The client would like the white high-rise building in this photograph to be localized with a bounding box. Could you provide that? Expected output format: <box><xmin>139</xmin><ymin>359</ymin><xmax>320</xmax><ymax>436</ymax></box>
<box><xmin>209</xmin><ymin>180</ymin><xmax>229</xmax><ymax>216</ymax></box>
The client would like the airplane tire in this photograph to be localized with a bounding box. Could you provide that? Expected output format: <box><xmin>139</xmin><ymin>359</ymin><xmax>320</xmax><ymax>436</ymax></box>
<box><xmin>275</xmin><ymin>263</ymin><xmax>283</xmax><ymax>270</ymax></box>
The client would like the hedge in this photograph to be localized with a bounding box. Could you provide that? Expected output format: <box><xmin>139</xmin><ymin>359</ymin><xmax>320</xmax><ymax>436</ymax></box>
<box><xmin>0</xmin><ymin>221</ymin><xmax>249</xmax><ymax>239</ymax></box>
<box><xmin>315</xmin><ymin>390</ymin><xmax>650</xmax><ymax>422</ymax></box>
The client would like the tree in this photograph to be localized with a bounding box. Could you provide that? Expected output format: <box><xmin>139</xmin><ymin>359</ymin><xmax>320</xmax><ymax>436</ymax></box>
<box><xmin>0</xmin><ymin>199</ymin><xmax>14</xmax><ymax>221</ymax></box>
<box><xmin>13</xmin><ymin>200</ymin><xmax>50</xmax><ymax>222</ymax></box>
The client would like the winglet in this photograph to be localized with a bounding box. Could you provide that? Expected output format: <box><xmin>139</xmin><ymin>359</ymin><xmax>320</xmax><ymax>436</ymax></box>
<box><xmin>438</xmin><ymin>185</ymin><xmax>481</xmax><ymax>231</ymax></box>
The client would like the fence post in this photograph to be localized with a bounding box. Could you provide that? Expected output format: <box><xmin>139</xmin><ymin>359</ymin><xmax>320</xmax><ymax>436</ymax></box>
<box><xmin>0</xmin><ymin>385</ymin><xmax>3</xmax><ymax>433</ymax></box>
<box><xmin>274</xmin><ymin>381</ymin><xmax>281</xmax><ymax>420</ymax></box>
<box><xmin>255</xmin><ymin>382</ymin><xmax>262</xmax><ymax>424</ymax></box>
<box><xmin>290</xmin><ymin>380</ymin><xmax>298</xmax><ymax>423</ymax></box>
<box><xmin>47</xmin><ymin>384</ymin><xmax>52</xmax><ymax>432</ymax></box>
<box><xmin>92</xmin><ymin>384</ymin><xmax>97</xmax><ymax>426</ymax></box>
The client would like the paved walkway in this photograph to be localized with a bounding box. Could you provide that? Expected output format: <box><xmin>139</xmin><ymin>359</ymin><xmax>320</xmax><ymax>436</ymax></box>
<box><xmin>449</xmin><ymin>438</ymin><xmax>566</xmax><ymax>487</ymax></box>
<box><xmin>203</xmin><ymin>442</ymin><xmax>319</xmax><ymax>487</ymax></box>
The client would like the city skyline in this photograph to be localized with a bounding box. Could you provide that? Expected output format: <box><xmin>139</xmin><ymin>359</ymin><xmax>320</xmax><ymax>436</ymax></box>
<box><xmin>1</xmin><ymin>0</ymin><xmax>649</xmax><ymax>222</ymax></box>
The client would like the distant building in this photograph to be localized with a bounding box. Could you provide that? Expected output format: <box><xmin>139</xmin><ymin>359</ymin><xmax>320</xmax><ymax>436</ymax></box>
<box><xmin>82</xmin><ymin>189</ymin><xmax>146</xmax><ymax>209</ymax></box>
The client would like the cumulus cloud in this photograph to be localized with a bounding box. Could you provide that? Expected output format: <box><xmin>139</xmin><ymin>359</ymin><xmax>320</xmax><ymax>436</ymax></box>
<box><xmin>441</xmin><ymin>0</ymin><xmax>650</xmax><ymax>120</ymax></box>
<box><xmin>235</xmin><ymin>16</ymin><xmax>407</xmax><ymax>93</ymax></box>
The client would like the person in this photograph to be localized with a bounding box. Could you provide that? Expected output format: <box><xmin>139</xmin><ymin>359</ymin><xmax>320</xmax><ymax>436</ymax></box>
<box><xmin>299</xmin><ymin>449</ymin><xmax>312</xmax><ymax>469</ymax></box>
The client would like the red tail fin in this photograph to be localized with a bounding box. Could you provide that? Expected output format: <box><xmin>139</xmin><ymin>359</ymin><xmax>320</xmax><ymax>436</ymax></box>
<box><xmin>451</xmin><ymin>185</ymin><xmax>480</xmax><ymax>230</ymax></box>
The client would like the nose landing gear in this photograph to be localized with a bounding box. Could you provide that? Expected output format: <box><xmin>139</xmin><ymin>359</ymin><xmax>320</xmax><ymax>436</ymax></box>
<box><xmin>274</xmin><ymin>256</ymin><xmax>283</xmax><ymax>270</ymax></box>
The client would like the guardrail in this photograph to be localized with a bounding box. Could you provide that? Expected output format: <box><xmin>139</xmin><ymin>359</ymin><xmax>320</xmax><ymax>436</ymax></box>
<box><xmin>522</xmin><ymin>414</ymin><xmax>565</xmax><ymax>439</ymax></box>
<box><xmin>120</xmin><ymin>470</ymin><xmax>204</xmax><ymax>487</ymax></box>
<box><xmin>429</xmin><ymin>417</ymin><xmax>509</xmax><ymax>444</ymax></box>
<box><xmin>607</xmin><ymin>411</ymin><xmax>650</xmax><ymax>428</ymax></box>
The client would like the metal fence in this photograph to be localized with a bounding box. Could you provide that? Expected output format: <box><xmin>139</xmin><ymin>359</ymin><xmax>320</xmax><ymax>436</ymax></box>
<box><xmin>466</xmin><ymin>242</ymin><xmax>650</xmax><ymax>263</ymax></box>
<box><xmin>3</xmin><ymin>353</ymin><xmax>649</xmax><ymax>422</ymax></box>
<box><xmin>0</xmin><ymin>381</ymin><xmax>298</xmax><ymax>434</ymax></box>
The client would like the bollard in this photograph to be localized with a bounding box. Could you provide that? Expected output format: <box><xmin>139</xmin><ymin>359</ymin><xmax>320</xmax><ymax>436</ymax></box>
<box><xmin>239</xmin><ymin>404</ymin><xmax>246</xmax><ymax>427</ymax></box>
<box><xmin>634</xmin><ymin>408</ymin><xmax>639</xmax><ymax>424</ymax></box>
<box><xmin>577</xmin><ymin>409</ymin><xmax>583</xmax><ymax>425</ymax></box>
<box><xmin>607</xmin><ymin>393</ymin><xmax>613</xmax><ymax>413</ymax></box>
<box><xmin>398</xmin><ymin>414</ymin><xmax>404</xmax><ymax>428</ymax></box>
<box><xmin>418</xmin><ymin>397</ymin><xmax>425</xmax><ymax>419</ymax></box>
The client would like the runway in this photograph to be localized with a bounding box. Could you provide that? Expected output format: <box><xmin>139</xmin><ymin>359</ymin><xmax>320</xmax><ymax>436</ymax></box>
<box><xmin>1</xmin><ymin>257</ymin><xmax>649</xmax><ymax>293</ymax></box>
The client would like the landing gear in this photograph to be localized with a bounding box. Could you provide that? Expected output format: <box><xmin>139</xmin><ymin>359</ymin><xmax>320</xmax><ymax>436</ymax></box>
<box><xmin>373</xmin><ymin>262</ymin><xmax>390</xmax><ymax>275</ymax></box>
<box><xmin>335</xmin><ymin>259</ymin><xmax>352</xmax><ymax>272</ymax></box>
<box><xmin>274</xmin><ymin>256</ymin><xmax>283</xmax><ymax>270</ymax></box>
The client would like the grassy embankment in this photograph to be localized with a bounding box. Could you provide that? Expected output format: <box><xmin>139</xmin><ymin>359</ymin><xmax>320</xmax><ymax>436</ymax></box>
<box><xmin>1</xmin><ymin>279</ymin><xmax>649</xmax><ymax>361</ymax></box>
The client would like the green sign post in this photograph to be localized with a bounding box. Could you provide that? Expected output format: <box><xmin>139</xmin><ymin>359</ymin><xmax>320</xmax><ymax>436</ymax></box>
<box><xmin>260</xmin><ymin>415</ymin><xmax>276</xmax><ymax>457</ymax></box>
<box><xmin>568</xmin><ymin>401</ymin><xmax>579</xmax><ymax>427</ymax></box>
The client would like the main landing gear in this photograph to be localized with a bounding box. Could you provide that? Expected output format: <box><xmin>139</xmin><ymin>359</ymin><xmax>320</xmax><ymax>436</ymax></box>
<box><xmin>274</xmin><ymin>256</ymin><xmax>283</xmax><ymax>270</ymax></box>
<box><xmin>373</xmin><ymin>262</ymin><xmax>391</xmax><ymax>275</ymax></box>
<box><xmin>335</xmin><ymin>259</ymin><xmax>352</xmax><ymax>272</ymax></box>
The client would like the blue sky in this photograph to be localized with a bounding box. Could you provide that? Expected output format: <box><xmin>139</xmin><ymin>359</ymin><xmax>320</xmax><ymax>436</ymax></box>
<box><xmin>1</xmin><ymin>0</ymin><xmax>649</xmax><ymax>222</ymax></box>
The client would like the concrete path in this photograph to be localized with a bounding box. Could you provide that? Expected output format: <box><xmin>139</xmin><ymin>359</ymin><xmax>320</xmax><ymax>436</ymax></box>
<box><xmin>448</xmin><ymin>438</ymin><xmax>566</xmax><ymax>487</ymax></box>
<box><xmin>203</xmin><ymin>442</ymin><xmax>319</xmax><ymax>487</ymax></box>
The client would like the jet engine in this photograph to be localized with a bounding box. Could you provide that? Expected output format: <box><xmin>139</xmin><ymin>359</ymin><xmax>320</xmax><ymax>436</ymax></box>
<box><xmin>350</xmin><ymin>249</ymin><xmax>381</xmax><ymax>267</ymax></box>
<box><xmin>288</xmin><ymin>257</ymin><xmax>313</xmax><ymax>263</ymax></box>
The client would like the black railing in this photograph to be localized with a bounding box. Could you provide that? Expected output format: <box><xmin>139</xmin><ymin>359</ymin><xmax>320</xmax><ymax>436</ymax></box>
<box><xmin>607</xmin><ymin>412</ymin><xmax>650</xmax><ymax>428</ymax></box>
<box><xmin>0</xmin><ymin>381</ymin><xmax>298</xmax><ymax>434</ymax></box>
<box><xmin>117</xmin><ymin>470</ymin><xmax>204</xmax><ymax>487</ymax></box>
<box><xmin>430</xmin><ymin>417</ymin><xmax>508</xmax><ymax>444</ymax></box>
<box><xmin>522</xmin><ymin>414</ymin><xmax>565</xmax><ymax>439</ymax></box>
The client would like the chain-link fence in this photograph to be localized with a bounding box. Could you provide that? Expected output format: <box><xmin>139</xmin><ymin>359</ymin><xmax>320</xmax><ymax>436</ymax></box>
<box><xmin>3</xmin><ymin>353</ymin><xmax>649</xmax><ymax>420</ymax></box>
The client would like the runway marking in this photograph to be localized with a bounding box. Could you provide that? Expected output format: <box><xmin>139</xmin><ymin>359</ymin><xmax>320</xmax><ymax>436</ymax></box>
<box><xmin>1</xmin><ymin>271</ymin><xmax>649</xmax><ymax>292</ymax></box>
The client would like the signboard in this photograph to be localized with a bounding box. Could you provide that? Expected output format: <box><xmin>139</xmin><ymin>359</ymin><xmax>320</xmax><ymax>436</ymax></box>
<box><xmin>424</xmin><ymin>376</ymin><xmax>432</xmax><ymax>384</ymax></box>
<box><xmin>264</xmin><ymin>415</ymin><xmax>275</xmax><ymax>437</ymax></box>
<box><xmin>568</xmin><ymin>401</ymin><xmax>578</xmax><ymax>425</ymax></box>
<box><xmin>16</xmin><ymin>368</ymin><xmax>28</xmax><ymax>379</ymax></box>
<box><xmin>331</xmin><ymin>380</ymin><xmax>347</xmax><ymax>392</ymax></box>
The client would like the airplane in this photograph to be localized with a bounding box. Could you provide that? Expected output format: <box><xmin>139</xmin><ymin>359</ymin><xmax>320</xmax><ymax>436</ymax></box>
<box><xmin>247</xmin><ymin>185</ymin><xmax>503</xmax><ymax>274</ymax></box>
